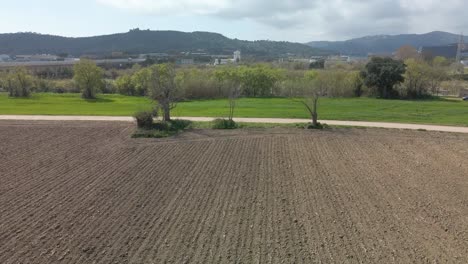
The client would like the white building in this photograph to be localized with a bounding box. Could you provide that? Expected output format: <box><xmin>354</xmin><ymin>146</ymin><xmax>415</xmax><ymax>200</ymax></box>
<box><xmin>214</xmin><ymin>58</ymin><xmax>233</xmax><ymax>65</ymax></box>
<box><xmin>233</xmin><ymin>50</ymin><xmax>241</xmax><ymax>62</ymax></box>
<box><xmin>15</xmin><ymin>54</ymin><xmax>59</xmax><ymax>62</ymax></box>
<box><xmin>179</xmin><ymin>58</ymin><xmax>194</xmax><ymax>65</ymax></box>
<box><xmin>0</xmin><ymin>54</ymin><xmax>10</xmax><ymax>62</ymax></box>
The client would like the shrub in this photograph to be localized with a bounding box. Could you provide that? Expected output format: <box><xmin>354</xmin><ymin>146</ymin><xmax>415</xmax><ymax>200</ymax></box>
<box><xmin>152</xmin><ymin>120</ymin><xmax>192</xmax><ymax>131</ymax></box>
<box><xmin>132</xmin><ymin>119</ymin><xmax>192</xmax><ymax>138</ymax></box>
<box><xmin>116</xmin><ymin>74</ymin><xmax>136</xmax><ymax>95</ymax></box>
<box><xmin>102</xmin><ymin>80</ymin><xmax>117</xmax><ymax>94</ymax></box>
<box><xmin>6</xmin><ymin>68</ymin><xmax>33</xmax><ymax>97</ymax></box>
<box><xmin>305</xmin><ymin>122</ymin><xmax>327</xmax><ymax>129</ymax></box>
<box><xmin>54</xmin><ymin>87</ymin><xmax>66</xmax><ymax>94</ymax></box>
<box><xmin>153</xmin><ymin>121</ymin><xmax>169</xmax><ymax>131</ymax></box>
<box><xmin>212</xmin><ymin>118</ymin><xmax>238</xmax><ymax>129</ymax></box>
<box><xmin>134</xmin><ymin>111</ymin><xmax>153</xmax><ymax>129</ymax></box>
<box><xmin>168</xmin><ymin>119</ymin><xmax>192</xmax><ymax>131</ymax></box>
<box><xmin>178</xmin><ymin>68</ymin><xmax>221</xmax><ymax>99</ymax></box>
<box><xmin>151</xmin><ymin>106</ymin><xmax>159</xmax><ymax>118</ymax></box>
<box><xmin>52</xmin><ymin>79</ymin><xmax>79</xmax><ymax>93</ymax></box>
<box><xmin>33</xmin><ymin>78</ymin><xmax>54</xmax><ymax>92</ymax></box>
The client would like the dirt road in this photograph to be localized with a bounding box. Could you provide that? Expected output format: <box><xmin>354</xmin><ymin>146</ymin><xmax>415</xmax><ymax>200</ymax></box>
<box><xmin>1</xmin><ymin>115</ymin><xmax>467</xmax><ymax>133</ymax></box>
<box><xmin>1</xmin><ymin>121</ymin><xmax>468</xmax><ymax>263</ymax></box>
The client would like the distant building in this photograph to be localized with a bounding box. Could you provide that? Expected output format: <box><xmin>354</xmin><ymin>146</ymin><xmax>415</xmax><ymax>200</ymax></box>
<box><xmin>324</xmin><ymin>55</ymin><xmax>351</xmax><ymax>68</ymax></box>
<box><xmin>178</xmin><ymin>58</ymin><xmax>194</xmax><ymax>65</ymax></box>
<box><xmin>421</xmin><ymin>40</ymin><xmax>467</xmax><ymax>60</ymax></box>
<box><xmin>213</xmin><ymin>51</ymin><xmax>241</xmax><ymax>66</ymax></box>
<box><xmin>421</xmin><ymin>44</ymin><xmax>459</xmax><ymax>59</ymax></box>
<box><xmin>214</xmin><ymin>58</ymin><xmax>232</xmax><ymax>65</ymax></box>
<box><xmin>292</xmin><ymin>58</ymin><xmax>313</xmax><ymax>63</ymax></box>
<box><xmin>139</xmin><ymin>53</ymin><xmax>169</xmax><ymax>59</ymax></box>
<box><xmin>0</xmin><ymin>54</ymin><xmax>10</xmax><ymax>62</ymax></box>
<box><xmin>15</xmin><ymin>54</ymin><xmax>59</xmax><ymax>62</ymax></box>
<box><xmin>33</xmin><ymin>54</ymin><xmax>59</xmax><ymax>61</ymax></box>
<box><xmin>233</xmin><ymin>50</ymin><xmax>241</xmax><ymax>62</ymax></box>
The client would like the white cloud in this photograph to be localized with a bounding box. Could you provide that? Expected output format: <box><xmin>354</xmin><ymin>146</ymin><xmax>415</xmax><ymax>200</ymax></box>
<box><xmin>96</xmin><ymin>0</ymin><xmax>230</xmax><ymax>15</ymax></box>
<box><xmin>97</xmin><ymin>0</ymin><xmax>468</xmax><ymax>40</ymax></box>
<box><xmin>97</xmin><ymin>0</ymin><xmax>316</xmax><ymax>20</ymax></box>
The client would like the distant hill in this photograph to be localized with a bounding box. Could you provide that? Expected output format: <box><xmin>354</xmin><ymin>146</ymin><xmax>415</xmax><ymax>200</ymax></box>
<box><xmin>306</xmin><ymin>31</ymin><xmax>464</xmax><ymax>56</ymax></box>
<box><xmin>0</xmin><ymin>29</ymin><xmax>329</xmax><ymax>58</ymax></box>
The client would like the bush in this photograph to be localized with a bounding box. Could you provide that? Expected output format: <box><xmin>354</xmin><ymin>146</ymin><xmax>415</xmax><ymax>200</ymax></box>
<box><xmin>134</xmin><ymin>111</ymin><xmax>153</xmax><ymax>129</ymax></box>
<box><xmin>102</xmin><ymin>80</ymin><xmax>117</xmax><ymax>94</ymax></box>
<box><xmin>168</xmin><ymin>119</ymin><xmax>193</xmax><ymax>131</ymax></box>
<box><xmin>52</xmin><ymin>79</ymin><xmax>79</xmax><ymax>93</ymax></box>
<box><xmin>6</xmin><ymin>68</ymin><xmax>33</xmax><ymax>97</ymax></box>
<box><xmin>132</xmin><ymin>119</ymin><xmax>192</xmax><ymax>138</ymax></box>
<box><xmin>178</xmin><ymin>68</ymin><xmax>221</xmax><ymax>99</ymax></box>
<box><xmin>305</xmin><ymin>122</ymin><xmax>327</xmax><ymax>129</ymax></box>
<box><xmin>212</xmin><ymin>118</ymin><xmax>238</xmax><ymax>129</ymax></box>
<box><xmin>153</xmin><ymin>121</ymin><xmax>169</xmax><ymax>131</ymax></box>
<box><xmin>152</xmin><ymin>120</ymin><xmax>192</xmax><ymax>131</ymax></box>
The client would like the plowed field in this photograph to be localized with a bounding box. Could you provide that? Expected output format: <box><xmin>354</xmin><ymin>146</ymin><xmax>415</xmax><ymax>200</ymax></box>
<box><xmin>1</xmin><ymin>121</ymin><xmax>468</xmax><ymax>263</ymax></box>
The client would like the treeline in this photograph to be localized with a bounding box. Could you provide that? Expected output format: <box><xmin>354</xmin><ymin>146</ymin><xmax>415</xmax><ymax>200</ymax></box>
<box><xmin>0</xmin><ymin>56</ymin><xmax>464</xmax><ymax>100</ymax></box>
<box><xmin>0</xmin><ymin>68</ymin><xmax>115</xmax><ymax>95</ymax></box>
<box><xmin>111</xmin><ymin>64</ymin><xmax>367</xmax><ymax>99</ymax></box>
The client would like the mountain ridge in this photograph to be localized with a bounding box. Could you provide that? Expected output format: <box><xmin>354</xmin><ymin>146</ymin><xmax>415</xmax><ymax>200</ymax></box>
<box><xmin>306</xmin><ymin>31</ymin><xmax>464</xmax><ymax>55</ymax></box>
<box><xmin>0</xmin><ymin>29</ymin><xmax>329</xmax><ymax>58</ymax></box>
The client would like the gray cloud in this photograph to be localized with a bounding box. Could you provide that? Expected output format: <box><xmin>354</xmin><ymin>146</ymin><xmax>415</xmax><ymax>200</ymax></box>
<box><xmin>97</xmin><ymin>0</ymin><xmax>468</xmax><ymax>40</ymax></box>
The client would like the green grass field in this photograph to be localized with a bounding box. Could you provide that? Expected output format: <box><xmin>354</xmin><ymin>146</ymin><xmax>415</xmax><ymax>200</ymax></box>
<box><xmin>1</xmin><ymin>93</ymin><xmax>467</xmax><ymax>126</ymax></box>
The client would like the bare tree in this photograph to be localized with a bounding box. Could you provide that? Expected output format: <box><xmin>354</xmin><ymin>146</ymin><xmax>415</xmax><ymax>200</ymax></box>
<box><xmin>227</xmin><ymin>85</ymin><xmax>239</xmax><ymax>121</ymax></box>
<box><xmin>395</xmin><ymin>45</ymin><xmax>420</xmax><ymax>61</ymax></box>
<box><xmin>147</xmin><ymin>64</ymin><xmax>181</xmax><ymax>121</ymax></box>
<box><xmin>214</xmin><ymin>67</ymin><xmax>243</xmax><ymax>121</ymax></box>
<box><xmin>295</xmin><ymin>71</ymin><xmax>329</xmax><ymax>127</ymax></box>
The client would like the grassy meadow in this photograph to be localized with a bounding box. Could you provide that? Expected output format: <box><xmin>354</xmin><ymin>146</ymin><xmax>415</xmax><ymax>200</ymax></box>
<box><xmin>0</xmin><ymin>93</ymin><xmax>467</xmax><ymax>126</ymax></box>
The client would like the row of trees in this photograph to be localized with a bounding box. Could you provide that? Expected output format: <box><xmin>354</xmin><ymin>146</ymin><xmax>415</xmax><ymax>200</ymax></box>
<box><xmin>0</xmin><ymin>60</ymin><xmax>104</xmax><ymax>99</ymax></box>
<box><xmin>2</xmin><ymin>56</ymin><xmax>455</xmax><ymax>101</ymax></box>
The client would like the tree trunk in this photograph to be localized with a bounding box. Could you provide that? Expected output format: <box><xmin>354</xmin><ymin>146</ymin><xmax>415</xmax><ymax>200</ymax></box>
<box><xmin>312</xmin><ymin>97</ymin><xmax>318</xmax><ymax>126</ymax></box>
<box><xmin>312</xmin><ymin>112</ymin><xmax>318</xmax><ymax>127</ymax></box>
<box><xmin>383</xmin><ymin>87</ymin><xmax>388</xmax><ymax>99</ymax></box>
<box><xmin>162</xmin><ymin>104</ymin><xmax>171</xmax><ymax>121</ymax></box>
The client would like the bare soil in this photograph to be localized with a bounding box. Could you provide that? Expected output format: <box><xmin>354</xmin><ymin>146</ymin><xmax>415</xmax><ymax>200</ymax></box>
<box><xmin>1</xmin><ymin>121</ymin><xmax>468</xmax><ymax>263</ymax></box>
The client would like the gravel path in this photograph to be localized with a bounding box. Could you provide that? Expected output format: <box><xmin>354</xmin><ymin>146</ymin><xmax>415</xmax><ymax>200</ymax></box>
<box><xmin>0</xmin><ymin>115</ymin><xmax>467</xmax><ymax>134</ymax></box>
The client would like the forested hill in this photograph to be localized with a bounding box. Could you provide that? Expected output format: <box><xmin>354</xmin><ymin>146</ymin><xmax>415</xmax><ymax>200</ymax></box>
<box><xmin>306</xmin><ymin>31</ymin><xmax>464</xmax><ymax>55</ymax></box>
<box><xmin>0</xmin><ymin>29</ymin><xmax>329</xmax><ymax>57</ymax></box>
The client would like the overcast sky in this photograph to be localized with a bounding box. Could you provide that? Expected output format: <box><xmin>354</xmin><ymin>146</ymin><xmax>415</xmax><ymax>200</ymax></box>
<box><xmin>1</xmin><ymin>0</ymin><xmax>466</xmax><ymax>42</ymax></box>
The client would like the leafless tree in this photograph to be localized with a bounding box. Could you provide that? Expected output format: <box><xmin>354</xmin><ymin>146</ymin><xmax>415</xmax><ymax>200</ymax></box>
<box><xmin>295</xmin><ymin>71</ymin><xmax>330</xmax><ymax>127</ymax></box>
<box><xmin>147</xmin><ymin>64</ymin><xmax>181</xmax><ymax>121</ymax></box>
